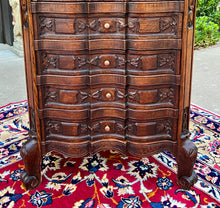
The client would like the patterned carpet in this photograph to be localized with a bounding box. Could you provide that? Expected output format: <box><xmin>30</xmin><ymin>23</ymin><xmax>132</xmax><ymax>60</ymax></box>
<box><xmin>0</xmin><ymin>101</ymin><xmax>219</xmax><ymax>208</ymax></box>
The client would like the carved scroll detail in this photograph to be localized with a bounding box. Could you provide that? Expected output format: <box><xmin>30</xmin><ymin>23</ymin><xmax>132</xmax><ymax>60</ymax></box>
<box><xmin>188</xmin><ymin>0</ymin><xmax>196</xmax><ymax>28</ymax></box>
<box><xmin>182</xmin><ymin>107</ymin><xmax>190</xmax><ymax>135</ymax></box>
<box><xmin>21</xmin><ymin>0</ymin><xmax>28</xmax><ymax>29</ymax></box>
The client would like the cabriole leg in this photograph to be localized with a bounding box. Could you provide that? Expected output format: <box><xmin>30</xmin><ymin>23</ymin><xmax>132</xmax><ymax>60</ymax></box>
<box><xmin>177</xmin><ymin>139</ymin><xmax>198</xmax><ymax>189</ymax></box>
<box><xmin>20</xmin><ymin>135</ymin><xmax>42</xmax><ymax>190</ymax></box>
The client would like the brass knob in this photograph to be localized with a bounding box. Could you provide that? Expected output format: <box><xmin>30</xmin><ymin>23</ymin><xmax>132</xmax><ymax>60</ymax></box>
<box><xmin>104</xmin><ymin>23</ymin><xmax>110</xmax><ymax>29</ymax></box>
<box><xmin>104</xmin><ymin>60</ymin><xmax>110</xmax><ymax>66</ymax></box>
<box><xmin>105</xmin><ymin>125</ymin><xmax>110</xmax><ymax>132</ymax></box>
<box><xmin>106</xmin><ymin>92</ymin><xmax>112</xmax><ymax>99</ymax></box>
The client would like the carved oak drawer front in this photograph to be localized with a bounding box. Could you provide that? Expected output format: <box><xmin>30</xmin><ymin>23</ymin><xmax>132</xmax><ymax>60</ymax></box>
<box><xmin>40</xmin><ymin>87</ymin><xmax>90</xmax><ymax>109</ymax></box>
<box><xmin>91</xmin><ymin>120</ymin><xmax>125</xmax><ymax>141</ymax></box>
<box><xmin>127</xmin><ymin>14</ymin><xmax>183</xmax><ymax>39</ymax></box>
<box><xmin>127</xmin><ymin>86</ymin><xmax>179</xmax><ymax>109</ymax></box>
<box><xmin>34</xmin><ymin>14</ymin><xmax>182</xmax><ymax>40</ymax></box>
<box><xmin>44</xmin><ymin>119</ymin><xmax>89</xmax><ymax>142</ymax></box>
<box><xmin>127</xmin><ymin>50</ymin><xmax>180</xmax><ymax>75</ymax></box>
<box><xmin>90</xmin><ymin>54</ymin><xmax>125</xmax><ymax>72</ymax></box>
<box><xmin>127</xmin><ymin>118</ymin><xmax>178</xmax><ymax>142</ymax></box>
<box><xmin>40</xmin><ymin>86</ymin><xmax>126</xmax><ymax>109</ymax></box>
<box><xmin>37</xmin><ymin>52</ymin><xmax>89</xmax><ymax>76</ymax></box>
<box><xmin>91</xmin><ymin>88</ymin><xmax>126</xmax><ymax>109</ymax></box>
<box><xmin>34</xmin><ymin>16</ymin><xmax>126</xmax><ymax>40</ymax></box>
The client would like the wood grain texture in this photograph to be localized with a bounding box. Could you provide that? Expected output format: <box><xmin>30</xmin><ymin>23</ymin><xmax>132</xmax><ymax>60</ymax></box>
<box><xmin>19</xmin><ymin>0</ymin><xmax>198</xmax><ymax>190</ymax></box>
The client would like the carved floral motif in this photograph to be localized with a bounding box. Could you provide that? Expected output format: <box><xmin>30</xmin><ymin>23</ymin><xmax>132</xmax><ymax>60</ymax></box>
<box><xmin>75</xmin><ymin>20</ymin><xmax>87</xmax><ymax>32</ymax></box>
<box><xmin>41</xmin><ymin>53</ymin><xmax>58</xmax><ymax>71</ymax></box>
<box><xmin>127</xmin><ymin>54</ymin><xmax>175</xmax><ymax>70</ymax></box>
<box><xmin>91</xmin><ymin>89</ymin><xmax>125</xmax><ymax>101</ymax></box>
<box><xmin>127</xmin><ymin>58</ymin><xmax>140</xmax><ymax>68</ymax></box>
<box><xmin>127</xmin><ymin>91</ymin><xmax>139</xmax><ymax>102</ymax></box>
<box><xmin>79</xmin><ymin>124</ymin><xmax>89</xmax><ymax>135</ymax></box>
<box><xmin>158</xmin><ymin>54</ymin><xmax>175</xmax><ymax>70</ymax></box>
<box><xmin>39</xmin><ymin>17</ymin><xmax>54</xmax><ymax>35</ymax></box>
<box><xmin>77</xmin><ymin>91</ymin><xmax>89</xmax><ymax>103</ymax></box>
<box><xmin>160</xmin><ymin>16</ymin><xmax>177</xmax><ymax>33</ymax></box>
<box><xmin>91</xmin><ymin>122</ymin><xmax>124</xmax><ymax>134</ymax></box>
<box><xmin>157</xmin><ymin>120</ymin><xmax>172</xmax><ymax>135</ymax></box>
<box><xmin>46</xmin><ymin>120</ymin><xmax>62</xmax><ymax>135</ymax></box>
<box><xmin>158</xmin><ymin>88</ymin><xmax>175</xmax><ymax>104</ymax></box>
<box><xmin>44</xmin><ymin>88</ymin><xmax>58</xmax><ymax>103</ymax></box>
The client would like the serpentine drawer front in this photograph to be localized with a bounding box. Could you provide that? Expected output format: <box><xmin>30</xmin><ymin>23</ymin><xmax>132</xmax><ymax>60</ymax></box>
<box><xmin>19</xmin><ymin>0</ymin><xmax>198</xmax><ymax>190</ymax></box>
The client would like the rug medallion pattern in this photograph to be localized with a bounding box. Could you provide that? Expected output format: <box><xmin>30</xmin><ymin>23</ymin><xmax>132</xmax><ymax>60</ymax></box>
<box><xmin>0</xmin><ymin>101</ymin><xmax>219</xmax><ymax>207</ymax></box>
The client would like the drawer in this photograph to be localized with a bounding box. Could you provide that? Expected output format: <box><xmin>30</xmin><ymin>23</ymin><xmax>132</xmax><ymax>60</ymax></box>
<box><xmin>88</xmin><ymin>17</ymin><xmax>126</xmax><ymax>39</ymax></box>
<box><xmin>127</xmin><ymin>39</ymin><xmax>182</xmax><ymax>51</ymax></box>
<box><xmin>38</xmin><ymin>108</ymin><xmax>89</xmax><ymax>121</ymax></box>
<box><xmin>128</xmin><ymin>74</ymin><xmax>181</xmax><ymax>87</ymax></box>
<box><xmin>127</xmin><ymin>50</ymin><xmax>180</xmax><ymax>75</ymax></box>
<box><xmin>33</xmin><ymin>15</ymin><xmax>88</xmax><ymax>40</ymax></box>
<box><xmin>42</xmin><ymin>119</ymin><xmax>90</xmax><ymax>142</ymax></box>
<box><xmin>39</xmin><ymin>86</ymin><xmax>90</xmax><ymax>109</ymax></box>
<box><xmin>126</xmin><ymin>118</ymin><xmax>178</xmax><ymax>142</ymax></box>
<box><xmin>34</xmin><ymin>40</ymin><xmax>88</xmax><ymax>51</ymax></box>
<box><xmin>128</xmin><ymin>1</ymin><xmax>184</xmax><ymax>14</ymax></box>
<box><xmin>31</xmin><ymin>2</ymin><xmax>88</xmax><ymax>14</ymax></box>
<box><xmin>36</xmin><ymin>74</ymin><xmax>89</xmax><ymax>86</ymax></box>
<box><xmin>91</xmin><ymin>87</ymin><xmax>126</xmax><ymax>109</ymax></box>
<box><xmin>91</xmin><ymin>120</ymin><xmax>125</xmax><ymax>139</ymax></box>
<box><xmin>39</xmin><ymin>86</ymin><xmax>126</xmax><ymax>109</ymax></box>
<box><xmin>127</xmin><ymin>13</ymin><xmax>183</xmax><ymax>39</ymax></box>
<box><xmin>127</xmin><ymin>85</ymin><xmax>179</xmax><ymax>109</ymax></box>
<box><xmin>91</xmin><ymin>108</ymin><xmax>126</xmax><ymax>120</ymax></box>
<box><xmin>91</xmin><ymin>74</ymin><xmax>126</xmax><ymax>87</ymax></box>
<box><xmin>90</xmin><ymin>54</ymin><xmax>126</xmax><ymax>75</ymax></box>
<box><xmin>128</xmin><ymin>108</ymin><xmax>179</xmax><ymax>121</ymax></box>
<box><xmin>36</xmin><ymin>51</ymin><xmax>89</xmax><ymax>75</ymax></box>
<box><xmin>33</xmin><ymin>15</ymin><xmax>126</xmax><ymax>40</ymax></box>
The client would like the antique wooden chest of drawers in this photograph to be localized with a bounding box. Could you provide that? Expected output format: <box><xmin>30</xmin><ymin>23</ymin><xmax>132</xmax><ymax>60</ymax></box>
<box><xmin>19</xmin><ymin>0</ymin><xmax>198</xmax><ymax>190</ymax></box>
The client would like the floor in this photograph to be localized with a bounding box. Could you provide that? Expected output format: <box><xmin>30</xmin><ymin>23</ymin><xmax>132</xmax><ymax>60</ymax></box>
<box><xmin>0</xmin><ymin>43</ymin><xmax>219</xmax><ymax>115</ymax></box>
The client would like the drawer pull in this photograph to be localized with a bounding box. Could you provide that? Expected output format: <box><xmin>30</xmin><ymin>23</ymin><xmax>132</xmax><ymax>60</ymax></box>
<box><xmin>105</xmin><ymin>125</ymin><xmax>110</xmax><ymax>132</ymax></box>
<box><xmin>104</xmin><ymin>60</ymin><xmax>110</xmax><ymax>66</ymax></box>
<box><xmin>104</xmin><ymin>23</ymin><xmax>110</xmax><ymax>29</ymax></box>
<box><xmin>105</xmin><ymin>92</ymin><xmax>112</xmax><ymax>99</ymax></box>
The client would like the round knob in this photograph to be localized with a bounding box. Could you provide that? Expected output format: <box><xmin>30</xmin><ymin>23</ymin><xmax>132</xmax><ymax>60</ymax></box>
<box><xmin>106</xmin><ymin>92</ymin><xmax>112</xmax><ymax>99</ymax></box>
<box><xmin>104</xmin><ymin>60</ymin><xmax>110</xmax><ymax>66</ymax></box>
<box><xmin>105</xmin><ymin>125</ymin><xmax>110</xmax><ymax>132</ymax></box>
<box><xmin>104</xmin><ymin>23</ymin><xmax>110</xmax><ymax>29</ymax></box>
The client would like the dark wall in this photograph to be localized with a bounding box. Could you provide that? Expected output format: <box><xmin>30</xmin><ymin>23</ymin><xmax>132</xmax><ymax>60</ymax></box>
<box><xmin>0</xmin><ymin>0</ymin><xmax>14</xmax><ymax>45</ymax></box>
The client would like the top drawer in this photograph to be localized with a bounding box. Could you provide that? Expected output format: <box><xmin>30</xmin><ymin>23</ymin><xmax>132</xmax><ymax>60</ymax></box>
<box><xmin>32</xmin><ymin>1</ymin><xmax>184</xmax><ymax>40</ymax></box>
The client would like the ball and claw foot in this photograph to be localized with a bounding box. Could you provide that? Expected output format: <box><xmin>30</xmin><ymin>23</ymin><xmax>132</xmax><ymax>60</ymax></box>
<box><xmin>21</xmin><ymin>171</ymin><xmax>41</xmax><ymax>190</ymax></box>
<box><xmin>177</xmin><ymin>171</ymin><xmax>198</xmax><ymax>190</ymax></box>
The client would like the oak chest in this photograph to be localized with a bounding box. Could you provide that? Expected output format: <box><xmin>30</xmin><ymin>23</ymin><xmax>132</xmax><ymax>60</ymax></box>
<box><xmin>19</xmin><ymin>0</ymin><xmax>198</xmax><ymax>190</ymax></box>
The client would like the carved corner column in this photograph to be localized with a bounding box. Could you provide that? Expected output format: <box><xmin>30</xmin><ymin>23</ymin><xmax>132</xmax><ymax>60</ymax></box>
<box><xmin>19</xmin><ymin>0</ymin><xmax>42</xmax><ymax>189</ymax></box>
<box><xmin>176</xmin><ymin>0</ymin><xmax>198</xmax><ymax>189</ymax></box>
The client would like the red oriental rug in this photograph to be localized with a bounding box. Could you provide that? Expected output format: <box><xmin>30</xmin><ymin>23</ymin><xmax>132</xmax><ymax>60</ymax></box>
<box><xmin>0</xmin><ymin>101</ymin><xmax>220</xmax><ymax>208</ymax></box>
